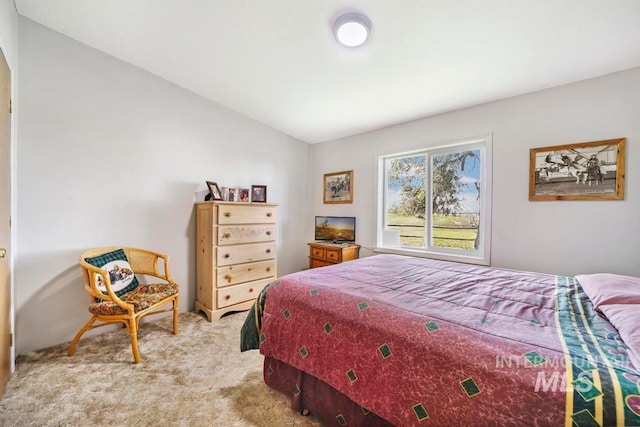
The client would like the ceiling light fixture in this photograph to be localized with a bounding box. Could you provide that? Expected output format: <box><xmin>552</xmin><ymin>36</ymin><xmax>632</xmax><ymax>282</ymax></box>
<box><xmin>333</xmin><ymin>13</ymin><xmax>371</xmax><ymax>48</ymax></box>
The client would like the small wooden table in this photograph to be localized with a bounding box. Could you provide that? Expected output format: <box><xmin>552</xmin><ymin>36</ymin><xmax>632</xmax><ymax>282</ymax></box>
<box><xmin>308</xmin><ymin>242</ymin><xmax>360</xmax><ymax>269</ymax></box>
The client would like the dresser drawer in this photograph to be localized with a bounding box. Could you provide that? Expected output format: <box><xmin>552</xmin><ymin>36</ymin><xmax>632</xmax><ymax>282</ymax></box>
<box><xmin>217</xmin><ymin>278</ymin><xmax>272</xmax><ymax>308</ymax></box>
<box><xmin>311</xmin><ymin>246</ymin><xmax>325</xmax><ymax>259</ymax></box>
<box><xmin>311</xmin><ymin>259</ymin><xmax>333</xmax><ymax>269</ymax></box>
<box><xmin>325</xmin><ymin>249</ymin><xmax>341</xmax><ymax>262</ymax></box>
<box><xmin>218</xmin><ymin>225</ymin><xmax>276</xmax><ymax>245</ymax></box>
<box><xmin>217</xmin><ymin>205</ymin><xmax>277</xmax><ymax>225</ymax></box>
<box><xmin>216</xmin><ymin>260</ymin><xmax>276</xmax><ymax>287</ymax></box>
<box><xmin>216</xmin><ymin>242</ymin><xmax>275</xmax><ymax>266</ymax></box>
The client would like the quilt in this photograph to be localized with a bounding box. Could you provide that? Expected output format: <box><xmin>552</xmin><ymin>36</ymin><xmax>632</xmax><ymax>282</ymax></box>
<box><xmin>250</xmin><ymin>254</ymin><xmax>640</xmax><ymax>426</ymax></box>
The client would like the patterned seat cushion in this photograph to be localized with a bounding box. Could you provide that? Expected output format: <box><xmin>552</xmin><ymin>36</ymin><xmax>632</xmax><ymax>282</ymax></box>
<box><xmin>89</xmin><ymin>283</ymin><xmax>179</xmax><ymax>316</ymax></box>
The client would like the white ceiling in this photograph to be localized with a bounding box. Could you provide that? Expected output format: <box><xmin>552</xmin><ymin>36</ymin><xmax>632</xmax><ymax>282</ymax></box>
<box><xmin>15</xmin><ymin>0</ymin><xmax>640</xmax><ymax>144</ymax></box>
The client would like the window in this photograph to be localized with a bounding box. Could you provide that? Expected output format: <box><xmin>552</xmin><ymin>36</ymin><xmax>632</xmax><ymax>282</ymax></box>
<box><xmin>376</xmin><ymin>136</ymin><xmax>492</xmax><ymax>265</ymax></box>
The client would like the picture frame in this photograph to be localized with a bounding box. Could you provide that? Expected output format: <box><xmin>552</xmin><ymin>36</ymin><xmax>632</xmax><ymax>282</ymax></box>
<box><xmin>227</xmin><ymin>188</ymin><xmax>238</xmax><ymax>202</ymax></box>
<box><xmin>529</xmin><ymin>138</ymin><xmax>625</xmax><ymax>201</ymax></box>
<box><xmin>323</xmin><ymin>170</ymin><xmax>353</xmax><ymax>204</ymax></box>
<box><xmin>238</xmin><ymin>187</ymin><xmax>250</xmax><ymax>203</ymax></box>
<box><xmin>206</xmin><ymin>181</ymin><xmax>223</xmax><ymax>201</ymax></box>
<box><xmin>251</xmin><ymin>185</ymin><xmax>267</xmax><ymax>203</ymax></box>
<box><xmin>220</xmin><ymin>186</ymin><xmax>230</xmax><ymax>201</ymax></box>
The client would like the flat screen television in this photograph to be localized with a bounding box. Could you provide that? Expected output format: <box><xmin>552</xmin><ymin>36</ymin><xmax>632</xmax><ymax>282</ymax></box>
<box><xmin>315</xmin><ymin>216</ymin><xmax>356</xmax><ymax>243</ymax></box>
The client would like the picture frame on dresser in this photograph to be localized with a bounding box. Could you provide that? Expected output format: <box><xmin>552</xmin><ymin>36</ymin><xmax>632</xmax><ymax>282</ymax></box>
<box><xmin>227</xmin><ymin>188</ymin><xmax>238</xmax><ymax>202</ymax></box>
<box><xmin>251</xmin><ymin>185</ymin><xmax>267</xmax><ymax>203</ymax></box>
<box><xmin>206</xmin><ymin>181</ymin><xmax>223</xmax><ymax>201</ymax></box>
<box><xmin>238</xmin><ymin>188</ymin><xmax>250</xmax><ymax>202</ymax></box>
<box><xmin>220</xmin><ymin>186</ymin><xmax>230</xmax><ymax>201</ymax></box>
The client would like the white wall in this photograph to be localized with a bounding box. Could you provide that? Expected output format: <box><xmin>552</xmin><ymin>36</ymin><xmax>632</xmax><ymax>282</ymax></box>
<box><xmin>16</xmin><ymin>17</ymin><xmax>311</xmax><ymax>355</ymax></box>
<box><xmin>312</xmin><ymin>67</ymin><xmax>640</xmax><ymax>277</ymax></box>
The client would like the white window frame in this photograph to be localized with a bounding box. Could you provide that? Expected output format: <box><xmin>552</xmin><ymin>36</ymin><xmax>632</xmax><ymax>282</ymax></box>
<box><xmin>375</xmin><ymin>135</ymin><xmax>492</xmax><ymax>266</ymax></box>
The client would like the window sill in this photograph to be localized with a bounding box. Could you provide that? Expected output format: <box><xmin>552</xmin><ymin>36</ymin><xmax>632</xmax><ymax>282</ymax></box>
<box><xmin>372</xmin><ymin>246</ymin><xmax>490</xmax><ymax>266</ymax></box>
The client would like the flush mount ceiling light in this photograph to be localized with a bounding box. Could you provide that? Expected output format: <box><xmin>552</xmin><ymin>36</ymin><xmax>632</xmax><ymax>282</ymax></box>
<box><xmin>333</xmin><ymin>12</ymin><xmax>371</xmax><ymax>47</ymax></box>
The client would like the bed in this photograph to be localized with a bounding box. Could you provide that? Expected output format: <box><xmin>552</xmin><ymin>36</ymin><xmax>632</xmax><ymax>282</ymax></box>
<box><xmin>241</xmin><ymin>254</ymin><xmax>640</xmax><ymax>426</ymax></box>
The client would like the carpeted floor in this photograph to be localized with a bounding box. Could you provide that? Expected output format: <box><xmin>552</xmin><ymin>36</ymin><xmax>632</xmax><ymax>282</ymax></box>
<box><xmin>0</xmin><ymin>311</ymin><xmax>322</xmax><ymax>427</ymax></box>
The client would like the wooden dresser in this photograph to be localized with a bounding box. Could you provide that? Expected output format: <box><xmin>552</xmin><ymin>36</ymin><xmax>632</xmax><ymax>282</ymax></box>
<box><xmin>195</xmin><ymin>202</ymin><xmax>277</xmax><ymax>321</ymax></box>
<box><xmin>308</xmin><ymin>242</ymin><xmax>360</xmax><ymax>269</ymax></box>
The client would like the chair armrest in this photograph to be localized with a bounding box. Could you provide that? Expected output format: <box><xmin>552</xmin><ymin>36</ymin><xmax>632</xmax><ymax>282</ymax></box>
<box><xmin>124</xmin><ymin>247</ymin><xmax>175</xmax><ymax>283</ymax></box>
<box><xmin>79</xmin><ymin>260</ymin><xmax>133</xmax><ymax>311</ymax></box>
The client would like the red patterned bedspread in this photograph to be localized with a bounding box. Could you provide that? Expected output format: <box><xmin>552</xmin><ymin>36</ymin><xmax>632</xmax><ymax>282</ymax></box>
<box><xmin>258</xmin><ymin>254</ymin><xmax>640</xmax><ymax>426</ymax></box>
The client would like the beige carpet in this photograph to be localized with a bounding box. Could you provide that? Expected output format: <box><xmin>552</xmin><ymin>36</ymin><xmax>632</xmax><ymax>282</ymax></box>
<box><xmin>0</xmin><ymin>311</ymin><xmax>322</xmax><ymax>427</ymax></box>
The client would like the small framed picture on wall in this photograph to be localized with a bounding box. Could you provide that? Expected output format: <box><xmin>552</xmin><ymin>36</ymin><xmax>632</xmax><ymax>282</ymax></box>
<box><xmin>323</xmin><ymin>170</ymin><xmax>353</xmax><ymax>204</ymax></box>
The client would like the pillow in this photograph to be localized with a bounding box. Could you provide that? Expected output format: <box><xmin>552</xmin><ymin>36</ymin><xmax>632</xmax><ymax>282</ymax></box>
<box><xmin>598</xmin><ymin>304</ymin><xmax>640</xmax><ymax>371</ymax></box>
<box><xmin>84</xmin><ymin>248</ymin><xmax>139</xmax><ymax>297</ymax></box>
<box><xmin>576</xmin><ymin>273</ymin><xmax>640</xmax><ymax>310</ymax></box>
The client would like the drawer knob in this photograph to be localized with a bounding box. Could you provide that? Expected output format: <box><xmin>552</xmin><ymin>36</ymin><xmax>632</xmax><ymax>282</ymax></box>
<box><xmin>224</xmin><ymin>275</ymin><xmax>232</xmax><ymax>282</ymax></box>
<box><xmin>223</xmin><ymin>253</ymin><xmax>230</xmax><ymax>259</ymax></box>
<box><xmin>266</xmin><ymin>212</ymin><xmax>272</xmax><ymax>217</ymax></box>
<box><xmin>266</xmin><ymin>231</ymin><xmax>272</xmax><ymax>236</ymax></box>
<box><xmin>223</xmin><ymin>232</ymin><xmax>231</xmax><ymax>239</ymax></box>
<box><xmin>266</xmin><ymin>267</ymin><xmax>271</xmax><ymax>272</ymax></box>
<box><xmin>224</xmin><ymin>212</ymin><xmax>231</xmax><ymax>217</ymax></box>
<box><xmin>225</xmin><ymin>295</ymin><xmax>231</xmax><ymax>300</ymax></box>
<box><xmin>266</xmin><ymin>249</ymin><xmax>271</xmax><ymax>254</ymax></box>
<box><xmin>249</xmin><ymin>288</ymin><xmax>254</xmax><ymax>293</ymax></box>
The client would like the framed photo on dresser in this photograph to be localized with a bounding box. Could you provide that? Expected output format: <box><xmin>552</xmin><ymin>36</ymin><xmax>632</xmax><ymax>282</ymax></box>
<box><xmin>206</xmin><ymin>181</ymin><xmax>223</xmax><ymax>201</ymax></box>
<box><xmin>238</xmin><ymin>188</ymin><xmax>250</xmax><ymax>202</ymax></box>
<box><xmin>251</xmin><ymin>185</ymin><xmax>267</xmax><ymax>202</ymax></box>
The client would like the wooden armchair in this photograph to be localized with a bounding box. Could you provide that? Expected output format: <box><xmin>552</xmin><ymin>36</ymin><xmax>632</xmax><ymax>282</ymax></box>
<box><xmin>68</xmin><ymin>246</ymin><xmax>179</xmax><ymax>363</ymax></box>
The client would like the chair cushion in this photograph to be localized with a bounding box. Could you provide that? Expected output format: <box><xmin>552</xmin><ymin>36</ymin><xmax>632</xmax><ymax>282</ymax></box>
<box><xmin>89</xmin><ymin>283</ymin><xmax>179</xmax><ymax>316</ymax></box>
<box><xmin>84</xmin><ymin>248</ymin><xmax>139</xmax><ymax>297</ymax></box>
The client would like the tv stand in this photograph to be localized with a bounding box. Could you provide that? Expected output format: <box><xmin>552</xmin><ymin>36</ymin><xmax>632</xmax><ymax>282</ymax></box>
<box><xmin>308</xmin><ymin>242</ymin><xmax>360</xmax><ymax>269</ymax></box>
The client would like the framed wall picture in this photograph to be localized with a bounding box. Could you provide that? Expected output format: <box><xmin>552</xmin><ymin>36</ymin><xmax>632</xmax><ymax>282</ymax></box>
<box><xmin>529</xmin><ymin>138</ymin><xmax>626</xmax><ymax>201</ymax></box>
<box><xmin>323</xmin><ymin>170</ymin><xmax>353</xmax><ymax>204</ymax></box>
<box><xmin>251</xmin><ymin>185</ymin><xmax>267</xmax><ymax>203</ymax></box>
<box><xmin>206</xmin><ymin>181</ymin><xmax>223</xmax><ymax>201</ymax></box>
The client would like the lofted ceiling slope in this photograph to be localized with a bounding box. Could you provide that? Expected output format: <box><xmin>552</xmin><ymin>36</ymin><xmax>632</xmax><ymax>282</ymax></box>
<box><xmin>15</xmin><ymin>0</ymin><xmax>640</xmax><ymax>144</ymax></box>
